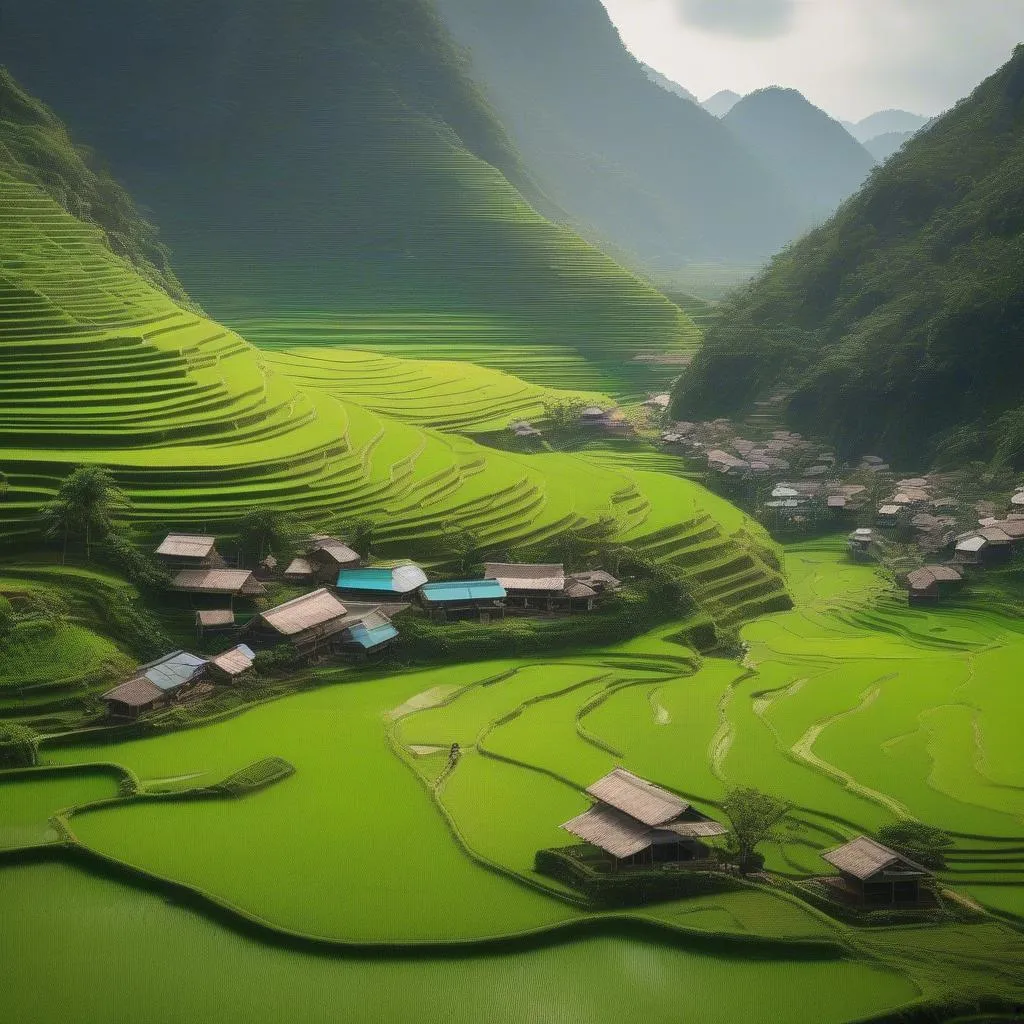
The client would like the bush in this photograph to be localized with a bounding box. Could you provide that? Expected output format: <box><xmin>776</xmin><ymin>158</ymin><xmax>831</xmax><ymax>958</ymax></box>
<box><xmin>0</xmin><ymin>595</ymin><xmax>14</xmax><ymax>637</ymax></box>
<box><xmin>0</xmin><ymin>721</ymin><xmax>41</xmax><ymax>767</ymax></box>
<box><xmin>877</xmin><ymin>820</ymin><xmax>954</xmax><ymax>870</ymax></box>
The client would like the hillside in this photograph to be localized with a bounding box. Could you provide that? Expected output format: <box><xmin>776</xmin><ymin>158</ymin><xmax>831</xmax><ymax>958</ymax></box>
<box><xmin>673</xmin><ymin>46</ymin><xmax>1024</xmax><ymax>467</ymax></box>
<box><xmin>702</xmin><ymin>90</ymin><xmax>743</xmax><ymax>117</ymax></box>
<box><xmin>641</xmin><ymin>64</ymin><xmax>698</xmax><ymax>104</ymax></box>
<box><xmin>723</xmin><ymin>88</ymin><xmax>878</xmax><ymax>218</ymax></box>
<box><xmin>0</xmin><ymin>72</ymin><xmax>785</xmax><ymax>628</ymax></box>
<box><xmin>0</xmin><ymin>68</ymin><xmax>190</xmax><ymax>306</ymax></box>
<box><xmin>863</xmin><ymin>130</ymin><xmax>915</xmax><ymax>162</ymax></box>
<box><xmin>848</xmin><ymin>109</ymin><xmax>931</xmax><ymax>142</ymax></box>
<box><xmin>0</xmin><ymin>0</ymin><xmax>695</xmax><ymax>362</ymax></box>
<box><xmin>433</xmin><ymin>0</ymin><xmax>809</xmax><ymax>266</ymax></box>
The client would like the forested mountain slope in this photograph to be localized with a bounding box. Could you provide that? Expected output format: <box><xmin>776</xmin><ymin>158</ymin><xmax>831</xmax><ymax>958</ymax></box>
<box><xmin>723</xmin><ymin>89</ymin><xmax>877</xmax><ymax>218</ymax></box>
<box><xmin>673</xmin><ymin>47</ymin><xmax>1024</xmax><ymax>467</ymax></box>
<box><xmin>433</xmin><ymin>0</ymin><xmax>808</xmax><ymax>266</ymax></box>
<box><xmin>0</xmin><ymin>0</ymin><xmax>694</xmax><ymax>359</ymax></box>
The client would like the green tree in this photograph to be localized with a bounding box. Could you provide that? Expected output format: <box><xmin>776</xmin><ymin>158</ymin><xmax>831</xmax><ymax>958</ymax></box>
<box><xmin>0</xmin><ymin>721</ymin><xmax>40</xmax><ymax>768</ymax></box>
<box><xmin>543</xmin><ymin>397</ymin><xmax>587</xmax><ymax>430</ymax></box>
<box><xmin>239</xmin><ymin>508</ymin><xmax>297</xmax><ymax>564</ymax></box>
<box><xmin>40</xmin><ymin>465</ymin><xmax>128</xmax><ymax>562</ymax></box>
<box><xmin>876</xmin><ymin>820</ymin><xmax>954</xmax><ymax>871</ymax></box>
<box><xmin>722</xmin><ymin>787</ymin><xmax>791</xmax><ymax>873</ymax></box>
<box><xmin>442</xmin><ymin>524</ymin><xmax>483</xmax><ymax>575</ymax></box>
<box><xmin>341</xmin><ymin>518</ymin><xmax>376</xmax><ymax>560</ymax></box>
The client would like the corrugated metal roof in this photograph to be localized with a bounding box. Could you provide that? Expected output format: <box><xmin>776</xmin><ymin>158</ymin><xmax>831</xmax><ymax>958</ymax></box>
<box><xmin>586</xmin><ymin>768</ymin><xmax>688</xmax><ymax>827</ymax></box>
<box><xmin>421</xmin><ymin>580</ymin><xmax>506</xmax><ymax>603</ymax></box>
<box><xmin>156</xmin><ymin>534</ymin><xmax>216</xmax><ymax>559</ymax></box>
<box><xmin>956</xmin><ymin>535</ymin><xmax>988</xmax><ymax>552</ymax></box>
<box><xmin>337</xmin><ymin>564</ymin><xmax>428</xmax><ymax>594</ymax></box>
<box><xmin>484</xmin><ymin>562</ymin><xmax>566</xmax><ymax>592</ymax></box>
<box><xmin>346</xmin><ymin>622</ymin><xmax>399</xmax><ymax>650</ymax></box>
<box><xmin>139</xmin><ymin>651</ymin><xmax>208</xmax><ymax>692</ymax></box>
<box><xmin>822</xmin><ymin>836</ymin><xmax>930</xmax><ymax>880</ymax></box>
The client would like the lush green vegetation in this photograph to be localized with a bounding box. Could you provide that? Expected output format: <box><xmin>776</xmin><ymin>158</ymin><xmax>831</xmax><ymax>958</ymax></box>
<box><xmin>674</xmin><ymin>45</ymin><xmax>1024</xmax><ymax>466</ymax></box>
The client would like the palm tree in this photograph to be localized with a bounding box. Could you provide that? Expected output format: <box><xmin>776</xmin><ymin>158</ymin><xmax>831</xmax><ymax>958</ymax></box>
<box><xmin>40</xmin><ymin>466</ymin><xmax>128</xmax><ymax>563</ymax></box>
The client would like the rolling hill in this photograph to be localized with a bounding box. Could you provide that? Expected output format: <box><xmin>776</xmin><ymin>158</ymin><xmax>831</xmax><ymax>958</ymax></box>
<box><xmin>702</xmin><ymin>90</ymin><xmax>743</xmax><ymax>117</ymax></box>
<box><xmin>673</xmin><ymin>46</ymin><xmax>1024</xmax><ymax>468</ymax></box>
<box><xmin>847</xmin><ymin>109</ymin><xmax>931</xmax><ymax>142</ymax></box>
<box><xmin>723</xmin><ymin>88</ymin><xmax>878</xmax><ymax>219</ymax></box>
<box><xmin>432</xmin><ymin>0</ymin><xmax>810</xmax><ymax>266</ymax></box>
<box><xmin>0</xmin><ymin>0</ymin><xmax>695</xmax><ymax>363</ymax></box>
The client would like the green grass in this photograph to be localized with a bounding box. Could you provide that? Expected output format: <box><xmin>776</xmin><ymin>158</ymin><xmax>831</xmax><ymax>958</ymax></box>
<box><xmin>0</xmin><ymin>862</ymin><xmax>919</xmax><ymax>1024</ymax></box>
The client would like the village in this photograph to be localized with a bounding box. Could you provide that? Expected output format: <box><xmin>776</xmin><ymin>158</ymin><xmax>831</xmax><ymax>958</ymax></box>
<box><xmin>98</xmin><ymin>530</ymin><xmax>622</xmax><ymax>720</ymax></box>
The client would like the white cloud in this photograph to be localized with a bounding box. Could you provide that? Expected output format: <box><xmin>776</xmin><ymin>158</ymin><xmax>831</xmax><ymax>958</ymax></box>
<box><xmin>677</xmin><ymin>0</ymin><xmax>795</xmax><ymax>39</ymax></box>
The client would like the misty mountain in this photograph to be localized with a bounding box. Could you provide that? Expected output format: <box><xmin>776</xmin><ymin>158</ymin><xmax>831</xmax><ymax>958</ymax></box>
<box><xmin>702</xmin><ymin>90</ymin><xmax>743</xmax><ymax>117</ymax></box>
<box><xmin>723</xmin><ymin>87</ymin><xmax>878</xmax><ymax>218</ymax></box>
<box><xmin>434</xmin><ymin>0</ymin><xmax>811</xmax><ymax>267</ymax></box>
<box><xmin>641</xmin><ymin>63</ymin><xmax>698</xmax><ymax>104</ymax></box>
<box><xmin>863</xmin><ymin>130</ymin><xmax>915</xmax><ymax>162</ymax></box>
<box><xmin>0</xmin><ymin>0</ymin><xmax>694</xmax><ymax>356</ymax></box>
<box><xmin>848</xmin><ymin>108</ymin><xmax>931</xmax><ymax>142</ymax></box>
<box><xmin>674</xmin><ymin>46</ymin><xmax>1024</xmax><ymax>467</ymax></box>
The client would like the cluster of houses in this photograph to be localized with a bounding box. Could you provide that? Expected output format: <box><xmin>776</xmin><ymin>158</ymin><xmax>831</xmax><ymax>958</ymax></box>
<box><xmin>508</xmin><ymin>404</ymin><xmax>632</xmax><ymax>440</ymax></box>
<box><xmin>99</xmin><ymin>531</ymin><xmax>622</xmax><ymax>720</ymax></box>
<box><xmin>559</xmin><ymin>768</ymin><xmax>937</xmax><ymax>908</ymax></box>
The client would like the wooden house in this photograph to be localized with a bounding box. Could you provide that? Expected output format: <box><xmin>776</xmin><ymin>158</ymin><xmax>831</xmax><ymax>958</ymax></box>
<box><xmin>337</xmin><ymin>609</ymin><xmax>399</xmax><ymax>657</ymax></box>
<box><xmin>101</xmin><ymin>650</ymin><xmax>209</xmax><ymax>719</ymax></box>
<box><xmin>906</xmin><ymin>565</ymin><xmax>962</xmax><ymax>603</ymax></box>
<box><xmin>419</xmin><ymin>579</ymin><xmax>507</xmax><ymax>623</ymax></box>
<box><xmin>307</xmin><ymin>535</ymin><xmax>361</xmax><ymax>583</ymax></box>
<box><xmin>171</xmin><ymin>569</ymin><xmax>267</xmax><ymax>604</ymax></box>
<box><xmin>562</xmin><ymin>768</ymin><xmax>727</xmax><ymax>869</ymax></box>
<box><xmin>955</xmin><ymin>534</ymin><xmax>988</xmax><ymax>564</ymax></box>
<box><xmin>821</xmin><ymin>836</ymin><xmax>932</xmax><ymax>906</ymax></box>
<box><xmin>195</xmin><ymin>609</ymin><xmax>235</xmax><ymax>638</ymax></box>
<box><xmin>335</xmin><ymin>564</ymin><xmax>427</xmax><ymax>602</ymax></box>
<box><xmin>282</xmin><ymin>557</ymin><xmax>315</xmax><ymax>583</ymax></box>
<box><xmin>483</xmin><ymin>563</ymin><xmax>618</xmax><ymax>612</ymax></box>
<box><xmin>256</xmin><ymin>555</ymin><xmax>278</xmax><ymax>580</ymax></box>
<box><xmin>207</xmin><ymin>643</ymin><xmax>256</xmax><ymax>683</ymax></box>
<box><xmin>244</xmin><ymin>588</ymin><xmax>357</xmax><ymax>655</ymax></box>
<box><xmin>155</xmin><ymin>534</ymin><xmax>226</xmax><ymax>570</ymax></box>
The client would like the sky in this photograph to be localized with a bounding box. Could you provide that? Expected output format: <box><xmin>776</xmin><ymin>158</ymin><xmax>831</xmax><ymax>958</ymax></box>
<box><xmin>599</xmin><ymin>0</ymin><xmax>1024</xmax><ymax>122</ymax></box>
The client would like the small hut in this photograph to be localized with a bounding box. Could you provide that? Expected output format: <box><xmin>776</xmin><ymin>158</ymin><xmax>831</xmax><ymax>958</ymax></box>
<box><xmin>954</xmin><ymin>534</ymin><xmax>988</xmax><ymax>565</ymax></box>
<box><xmin>155</xmin><ymin>534</ymin><xmax>226</xmax><ymax>570</ymax></box>
<box><xmin>848</xmin><ymin>528</ymin><xmax>874</xmax><ymax>560</ymax></box>
<box><xmin>307</xmin><ymin>535</ymin><xmax>361</xmax><ymax>583</ymax></box>
<box><xmin>821</xmin><ymin>836</ymin><xmax>932</xmax><ymax>906</ymax></box>
<box><xmin>196</xmin><ymin>609</ymin><xmax>235</xmax><ymax>639</ymax></box>
<box><xmin>101</xmin><ymin>650</ymin><xmax>209</xmax><ymax>719</ymax></box>
<box><xmin>336</xmin><ymin>564</ymin><xmax>428</xmax><ymax>601</ymax></box>
<box><xmin>283</xmin><ymin>557</ymin><xmax>315</xmax><ymax>583</ymax></box>
<box><xmin>256</xmin><ymin>555</ymin><xmax>278</xmax><ymax>580</ymax></box>
<box><xmin>561</xmin><ymin>768</ymin><xmax>727</xmax><ymax>869</ymax></box>
<box><xmin>171</xmin><ymin>569</ymin><xmax>267</xmax><ymax>604</ymax></box>
<box><xmin>245</xmin><ymin>588</ymin><xmax>356</xmax><ymax>655</ymax></box>
<box><xmin>907</xmin><ymin>565</ymin><xmax>962</xmax><ymax>604</ymax></box>
<box><xmin>419</xmin><ymin>580</ymin><xmax>507</xmax><ymax>623</ymax></box>
<box><xmin>338</xmin><ymin>609</ymin><xmax>399</xmax><ymax>657</ymax></box>
<box><xmin>207</xmin><ymin>643</ymin><xmax>256</xmax><ymax>683</ymax></box>
<box><xmin>484</xmin><ymin>562</ymin><xmax>566</xmax><ymax>611</ymax></box>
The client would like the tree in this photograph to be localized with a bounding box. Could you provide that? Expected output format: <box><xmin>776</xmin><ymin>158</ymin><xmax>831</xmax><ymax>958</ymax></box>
<box><xmin>876</xmin><ymin>820</ymin><xmax>954</xmax><ymax>871</ymax></box>
<box><xmin>721</xmin><ymin>787</ymin><xmax>791</xmax><ymax>873</ymax></box>
<box><xmin>543</xmin><ymin>397</ymin><xmax>587</xmax><ymax>430</ymax></box>
<box><xmin>40</xmin><ymin>466</ymin><xmax>128</xmax><ymax>562</ymax></box>
<box><xmin>341</xmin><ymin>518</ymin><xmax>376</xmax><ymax>560</ymax></box>
<box><xmin>0</xmin><ymin>595</ymin><xmax>14</xmax><ymax>637</ymax></box>
<box><xmin>0</xmin><ymin>721</ymin><xmax>40</xmax><ymax>768</ymax></box>
<box><xmin>239</xmin><ymin>508</ymin><xmax>297</xmax><ymax>564</ymax></box>
<box><xmin>442</xmin><ymin>525</ymin><xmax>482</xmax><ymax>575</ymax></box>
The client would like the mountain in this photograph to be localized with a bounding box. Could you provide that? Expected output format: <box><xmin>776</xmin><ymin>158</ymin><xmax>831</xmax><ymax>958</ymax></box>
<box><xmin>862</xmin><ymin>130</ymin><xmax>915</xmax><ymax>163</ymax></box>
<box><xmin>0</xmin><ymin>68</ymin><xmax>191</xmax><ymax>307</ymax></box>
<box><xmin>641</xmin><ymin>63</ymin><xmax>698</xmax><ymax>104</ymax></box>
<box><xmin>702</xmin><ymin>90</ymin><xmax>743</xmax><ymax>117</ymax></box>
<box><xmin>432</xmin><ymin>0</ymin><xmax>814</xmax><ymax>267</ymax></box>
<box><xmin>848</xmin><ymin>109</ymin><xmax>931</xmax><ymax>143</ymax></box>
<box><xmin>672</xmin><ymin>47</ymin><xmax>1024</xmax><ymax>468</ymax></box>
<box><xmin>723</xmin><ymin>88</ymin><xmax>878</xmax><ymax>219</ymax></box>
<box><xmin>0</xmin><ymin>0</ymin><xmax>695</xmax><ymax>360</ymax></box>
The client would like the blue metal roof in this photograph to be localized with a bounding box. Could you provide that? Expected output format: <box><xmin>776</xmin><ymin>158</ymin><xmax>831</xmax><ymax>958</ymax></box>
<box><xmin>140</xmin><ymin>650</ymin><xmax>208</xmax><ymax>692</ymax></box>
<box><xmin>336</xmin><ymin>564</ymin><xmax>428</xmax><ymax>594</ymax></box>
<box><xmin>347</xmin><ymin>622</ymin><xmax>399</xmax><ymax>650</ymax></box>
<box><xmin>421</xmin><ymin>580</ymin><xmax>506</xmax><ymax>603</ymax></box>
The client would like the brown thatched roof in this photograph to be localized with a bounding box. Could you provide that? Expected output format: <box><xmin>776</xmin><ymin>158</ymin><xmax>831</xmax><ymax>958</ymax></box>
<box><xmin>907</xmin><ymin>568</ymin><xmax>938</xmax><ymax>592</ymax></box>
<box><xmin>196</xmin><ymin>609</ymin><xmax>235</xmax><ymax>628</ymax></box>
<box><xmin>309</xmin><ymin>536</ymin><xmax>360</xmax><ymax>566</ymax></box>
<box><xmin>562</xmin><ymin>804</ymin><xmax>656</xmax><ymax>859</ymax></box>
<box><xmin>563</xmin><ymin>580</ymin><xmax>597</xmax><ymax>599</ymax></box>
<box><xmin>925</xmin><ymin>565</ymin><xmax>962</xmax><ymax>582</ymax></box>
<box><xmin>586</xmin><ymin>768</ymin><xmax>688</xmax><ymax>827</ymax></box>
<box><xmin>283</xmin><ymin>558</ymin><xmax>314</xmax><ymax>578</ymax></box>
<box><xmin>101</xmin><ymin>677</ymin><xmax>164</xmax><ymax>707</ymax></box>
<box><xmin>484</xmin><ymin>563</ymin><xmax>566</xmax><ymax>592</ymax></box>
<box><xmin>172</xmin><ymin>569</ymin><xmax>267</xmax><ymax>597</ymax></box>
<box><xmin>209</xmin><ymin>644</ymin><xmax>256</xmax><ymax>678</ymax></box>
<box><xmin>156</xmin><ymin>534</ymin><xmax>217</xmax><ymax>559</ymax></box>
<box><xmin>822</xmin><ymin>836</ymin><xmax>930</xmax><ymax>880</ymax></box>
<box><xmin>256</xmin><ymin>589</ymin><xmax>349</xmax><ymax>636</ymax></box>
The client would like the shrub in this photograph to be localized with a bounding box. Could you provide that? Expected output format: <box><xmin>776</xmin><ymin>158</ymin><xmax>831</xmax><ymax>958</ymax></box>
<box><xmin>0</xmin><ymin>721</ymin><xmax>41</xmax><ymax>767</ymax></box>
<box><xmin>0</xmin><ymin>595</ymin><xmax>14</xmax><ymax>637</ymax></box>
<box><xmin>877</xmin><ymin>820</ymin><xmax>954</xmax><ymax>870</ymax></box>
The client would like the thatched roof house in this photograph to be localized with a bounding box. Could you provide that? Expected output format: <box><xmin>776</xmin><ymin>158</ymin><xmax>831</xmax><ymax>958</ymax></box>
<box><xmin>195</xmin><ymin>609</ymin><xmax>235</xmax><ymax>637</ymax></box>
<box><xmin>171</xmin><ymin>569</ymin><xmax>267</xmax><ymax>599</ymax></box>
<box><xmin>155</xmin><ymin>533</ymin><xmax>225</xmax><ymax>569</ymax></box>
<box><xmin>307</xmin><ymin>535</ymin><xmax>361</xmax><ymax>581</ymax></box>
<box><xmin>562</xmin><ymin>768</ymin><xmax>727</xmax><ymax>867</ymax></box>
<box><xmin>906</xmin><ymin>565</ymin><xmax>962</xmax><ymax>602</ymax></box>
<box><xmin>208</xmin><ymin>643</ymin><xmax>256</xmax><ymax>681</ymax></box>
<box><xmin>822</xmin><ymin>836</ymin><xmax>932</xmax><ymax>906</ymax></box>
<box><xmin>483</xmin><ymin>563</ymin><xmax>618</xmax><ymax>611</ymax></box>
<box><xmin>484</xmin><ymin>563</ymin><xmax>565</xmax><ymax>593</ymax></box>
<box><xmin>283</xmin><ymin>557</ymin><xmax>315</xmax><ymax>582</ymax></box>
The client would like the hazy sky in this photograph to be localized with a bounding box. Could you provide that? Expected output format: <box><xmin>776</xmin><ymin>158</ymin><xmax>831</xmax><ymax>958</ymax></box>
<box><xmin>600</xmin><ymin>0</ymin><xmax>1024</xmax><ymax>122</ymax></box>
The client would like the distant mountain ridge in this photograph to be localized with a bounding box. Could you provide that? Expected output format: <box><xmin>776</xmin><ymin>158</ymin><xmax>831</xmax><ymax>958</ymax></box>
<box><xmin>641</xmin><ymin>63</ymin><xmax>698</xmax><ymax>104</ymax></box>
<box><xmin>848</xmin><ymin>108</ymin><xmax>931</xmax><ymax>142</ymax></box>
<box><xmin>673</xmin><ymin>46</ymin><xmax>1024</xmax><ymax>467</ymax></box>
<box><xmin>702</xmin><ymin>90</ymin><xmax>743</xmax><ymax>117</ymax></box>
<box><xmin>723</xmin><ymin>87</ymin><xmax>877</xmax><ymax>218</ymax></box>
